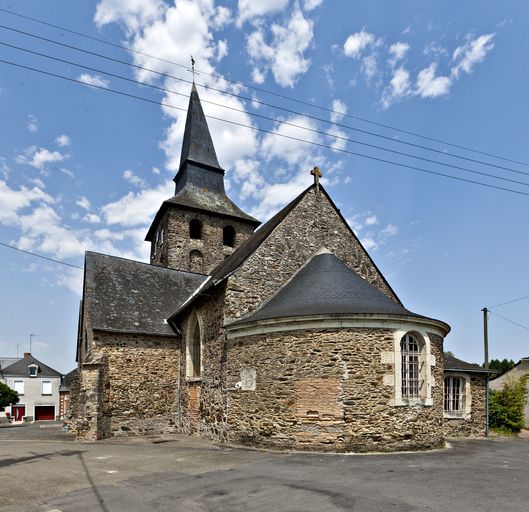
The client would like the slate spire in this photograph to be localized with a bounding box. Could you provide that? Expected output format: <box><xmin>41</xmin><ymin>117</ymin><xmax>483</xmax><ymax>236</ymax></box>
<box><xmin>178</xmin><ymin>83</ymin><xmax>222</xmax><ymax>172</ymax></box>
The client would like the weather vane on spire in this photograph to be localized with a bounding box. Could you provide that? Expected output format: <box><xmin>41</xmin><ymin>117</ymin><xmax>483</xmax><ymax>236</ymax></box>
<box><xmin>191</xmin><ymin>55</ymin><xmax>197</xmax><ymax>83</ymax></box>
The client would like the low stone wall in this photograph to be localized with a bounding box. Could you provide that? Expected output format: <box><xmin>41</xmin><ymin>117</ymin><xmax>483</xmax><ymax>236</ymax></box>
<box><xmin>225</xmin><ymin>328</ymin><xmax>445</xmax><ymax>452</ymax></box>
<box><xmin>443</xmin><ymin>374</ymin><xmax>487</xmax><ymax>437</ymax></box>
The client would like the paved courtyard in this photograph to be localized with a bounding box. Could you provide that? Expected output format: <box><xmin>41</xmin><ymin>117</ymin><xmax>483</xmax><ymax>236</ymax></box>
<box><xmin>1</xmin><ymin>423</ymin><xmax>529</xmax><ymax>511</ymax></box>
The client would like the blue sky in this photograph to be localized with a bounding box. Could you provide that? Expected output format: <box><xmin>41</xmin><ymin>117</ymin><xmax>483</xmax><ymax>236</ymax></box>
<box><xmin>0</xmin><ymin>0</ymin><xmax>528</xmax><ymax>373</ymax></box>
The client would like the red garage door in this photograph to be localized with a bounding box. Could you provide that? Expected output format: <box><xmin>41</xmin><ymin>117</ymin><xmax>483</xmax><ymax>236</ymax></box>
<box><xmin>35</xmin><ymin>406</ymin><xmax>55</xmax><ymax>421</ymax></box>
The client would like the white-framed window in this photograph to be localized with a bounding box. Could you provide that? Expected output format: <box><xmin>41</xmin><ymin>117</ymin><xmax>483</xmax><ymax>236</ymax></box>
<box><xmin>28</xmin><ymin>364</ymin><xmax>39</xmax><ymax>377</ymax></box>
<box><xmin>393</xmin><ymin>328</ymin><xmax>434</xmax><ymax>407</ymax></box>
<box><xmin>444</xmin><ymin>373</ymin><xmax>471</xmax><ymax>419</ymax></box>
<box><xmin>13</xmin><ymin>380</ymin><xmax>24</xmax><ymax>395</ymax></box>
<box><xmin>42</xmin><ymin>380</ymin><xmax>52</xmax><ymax>396</ymax></box>
<box><xmin>401</xmin><ymin>333</ymin><xmax>422</xmax><ymax>399</ymax></box>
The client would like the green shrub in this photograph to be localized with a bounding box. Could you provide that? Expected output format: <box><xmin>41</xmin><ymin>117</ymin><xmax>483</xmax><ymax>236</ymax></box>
<box><xmin>489</xmin><ymin>374</ymin><xmax>528</xmax><ymax>432</ymax></box>
<box><xmin>0</xmin><ymin>382</ymin><xmax>19</xmax><ymax>410</ymax></box>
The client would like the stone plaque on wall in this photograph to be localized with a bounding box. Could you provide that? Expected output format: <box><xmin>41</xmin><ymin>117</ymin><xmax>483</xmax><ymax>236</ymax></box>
<box><xmin>240</xmin><ymin>367</ymin><xmax>256</xmax><ymax>391</ymax></box>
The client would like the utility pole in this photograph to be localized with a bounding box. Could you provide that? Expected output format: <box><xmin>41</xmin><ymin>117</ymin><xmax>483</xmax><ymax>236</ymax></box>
<box><xmin>482</xmin><ymin>307</ymin><xmax>489</xmax><ymax>437</ymax></box>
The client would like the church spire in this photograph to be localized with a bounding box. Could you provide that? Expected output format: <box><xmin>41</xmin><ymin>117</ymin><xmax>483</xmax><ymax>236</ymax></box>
<box><xmin>178</xmin><ymin>84</ymin><xmax>222</xmax><ymax>172</ymax></box>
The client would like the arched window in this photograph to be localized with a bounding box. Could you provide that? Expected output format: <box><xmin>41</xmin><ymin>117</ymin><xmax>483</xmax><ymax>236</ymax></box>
<box><xmin>189</xmin><ymin>250</ymin><xmax>203</xmax><ymax>273</ymax></box>
<box><xmin>444</xmin><ymin>375</ymin><xmax>465</xmax><ymax>416</ymax></box>
<box><xmin>188</xmin><ymin>318</ymin><xmax>201</xmax><ymax>378</ymax></box>
<box><xmin>223</xmin><ymin>225</ymin><xmax>236</xmax><ymax>247</ymax></box>
<box><xmin>189</xmin><ymin>219</ymin><xmax>202</xmax><ymax>240</ymax></box>
<box><xmin>400</xmin><ymin>333</ymin><xmax>423</xmax><ymax>399</ymax></box>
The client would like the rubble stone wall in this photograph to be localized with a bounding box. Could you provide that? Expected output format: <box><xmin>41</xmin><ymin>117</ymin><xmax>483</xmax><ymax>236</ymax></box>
<box><xmin>225</xmin><ymin>327</ymin><xmax>445</xmax><ymax>452</ymax></box>
<box><xmin>224</xmin><ymin>188</ymin><xmax>398</xmax><ymax>324</ymax></box>
<box><xmin>150</xmin><ymin>208</ymin><xmax>255</xmax><ymax>273</ymax></box>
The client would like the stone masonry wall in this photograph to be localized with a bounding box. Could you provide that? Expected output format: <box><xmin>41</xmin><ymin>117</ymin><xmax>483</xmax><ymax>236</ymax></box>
<box><xmin>68</xmin><ymin>330</ymin><xmax>180</xmax><ymax>439</ymax></box>
<box><xmin>224</xmin><ymin>188</ymin><xmax>398</xmax><ymax>324</ymax></box>
<box><xmin>151</xmin><ymin>208</ymin><xmax>255</xmax><ymax>273</ymax></box>
<box><xmin>225</xmin><ymin>328</ymin><xmax>445</xmax><ymax>452</ymax></box>
<box><xmin>177</xmin><ymin>285</ymin><xmax>229</xmax><ymax>440</ymax></box>
<box><xmin>443</xmin><ymin>374</ymin><xmax>487</xmax><ymax>437</ymax></box>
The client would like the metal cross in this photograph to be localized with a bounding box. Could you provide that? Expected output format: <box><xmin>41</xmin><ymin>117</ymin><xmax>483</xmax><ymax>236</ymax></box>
<box><xmin>310</xmin><ymin>166</ymin><xmax>322</xmax><ymax>190</ymax></box>
<box><xmin>191</xmin><ymin>55</ymin><xmax>197</xmax><ymax>82</ymax></box>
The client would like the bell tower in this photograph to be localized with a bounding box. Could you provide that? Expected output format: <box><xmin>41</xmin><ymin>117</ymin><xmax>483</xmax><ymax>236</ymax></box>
<box><xmin>145</xmin><ymin>84</ymin><xmax>260</xmax><ymax>274</ymax></box>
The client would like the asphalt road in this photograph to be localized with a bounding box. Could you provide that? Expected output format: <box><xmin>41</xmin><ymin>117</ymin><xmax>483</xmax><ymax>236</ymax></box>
<box><xmin>1</xmin><ymin>424</ymin><xmax>528</xmax><ymax>511</ymax></box>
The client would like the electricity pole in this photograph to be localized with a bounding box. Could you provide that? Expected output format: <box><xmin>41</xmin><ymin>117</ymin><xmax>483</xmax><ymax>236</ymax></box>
<box><xmin>482</xmin><ymin>307</ymin><xmax>489</xmax><ymax>437</ymax></box>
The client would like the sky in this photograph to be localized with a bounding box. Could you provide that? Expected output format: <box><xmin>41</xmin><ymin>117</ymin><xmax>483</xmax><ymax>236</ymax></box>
<box><xmin>0</xmin><ymin>0</ymin><xmax>528</xmax><ymax>373</ymax></box>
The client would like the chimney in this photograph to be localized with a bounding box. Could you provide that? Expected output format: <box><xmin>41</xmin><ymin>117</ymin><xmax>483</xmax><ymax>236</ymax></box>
<box><xmin>24</xmin><ymin>352</ymin><xmax>30</xmax><ymax>359</ymax></box>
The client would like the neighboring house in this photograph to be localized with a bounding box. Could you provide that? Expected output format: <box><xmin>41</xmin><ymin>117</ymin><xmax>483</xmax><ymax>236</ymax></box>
<box><xmin>67</xmin><ymin>85</ymin><xmax>489</xmax><ymax>451</ymax></box>
<box><xmin>490</xmin><ymin>357</ymin><xmax>529</xmax><ymax>428</ymax></box>
<box><xmin>1</xmin><ymin>353</ymin><xmax>62</xmax><ymax>421</ymax></box>
<box><xmin>59</xmin><ymin>369</ymin><xmax>77</xmax><ymax>420</ymax></box>
<box><xmin>443</xmin><ymin>353</ymin><xmax>493</xmax><ymax>437</ymax></box>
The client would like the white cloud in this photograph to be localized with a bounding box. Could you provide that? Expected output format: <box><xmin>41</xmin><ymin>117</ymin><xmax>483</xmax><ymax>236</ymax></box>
<box><xmin>101</xmin><ymin>181</ymin><xmax>174</xmax><ymax>226</ymax></box>
<box><xmin>303</xmin><ymin>0</ymin><xmax>323</xmax><ymax>11</ymax></box>
<box><xmin>246</xmin><ymin>6</ymin><xmax>314</xmax><ymax>87</ymax></box>
<box><xmin>237</xmin><ymin>0</ymin><xmax>289</xmax><ymax>25</ymax></box>
<box><xmin>84</xmin><ymin>213</ymin><xmax>102</xmax><ymax>224</ymax></box>
<box><xmin>0</xmin><ymin>179</ymin><xmax>54</xmax><ymax>225</ymax></box>
<box><xmin>27</xmin><ymin>114</ymin><xmax>38</xmax><ymax>133</ymax></box>
<box><xmin>381</xmin><ymin>66</ymin><xmax>411</xmax><ymax>109</ymax></box>
<box><xmin>365</xmin><ymin>215</ymin><xmax>378</xmax><ymax>226</ymax></box>
<box><xmin>452</xmin><ymin>33</ymin><xmax>495</xmax><ymax>78</ymax></box>
<box><xmin>216</xmin><ymin>39</ymin><xmax>229</xmax><ymax>61</ymax></box>
<box><xmin>76</xmin><ymin>196</ymin><xmax>91</xmax><ymax>210</ymax></box>
<box><xmin>55</xmin><ymin>134</ymin><xmax>71</xmax><ymax>147</ymax></box>
<box><xmin>330</xmin><ymin>99</ymin><xmax>347</xmax><ymax>123</ymax></box>
<box><xmin>343</xmin><ymin>30</ymin><xmax>379</xmax><ymax>59</ymax></box>
<box><xmin>16</xmin><ymin>146</ymin><xmax>68</xmax><ymax>170</ymax></box>
<box><xmin>123</xmin><ymin>169</ymin><xmax>147</xmax><ymax>188</ymax></box>
<box><xmin>416</xmin><ymin>63</ymin><xmax>452</xmax><ymax>98</ymax></box>
<box><xmin>213</xmin><ymin>6</ymin><xmax>232</xmax><ymax>29</ymax></box>
<box><xmin>78</xmin><ymin>73</ymin><xmax>110</xmax><ymax>88</ymax></box>
<box><xmin>361</xmin><ymin>54</ymin><xmax>378</xmax><ymax>80</ymax></box>
<box><xmin>94</xmin><ymin>0</ymin><xmax>165</xmax><ymax>33</ymax></box>
<box><xmin>388</xmin><ymin>41</ymin><xmax>410</xmax><ymax>68</ymax></box>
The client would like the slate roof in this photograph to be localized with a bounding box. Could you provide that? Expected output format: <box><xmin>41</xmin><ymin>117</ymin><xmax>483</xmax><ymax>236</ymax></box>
<box><xmin>84</xmin><ymin>252</ymin><xmax>206</xmax><ymax>336</ymax></box>
<box><xmin>170</xmin><ymin>184</ymin><xmax>402</xmax><ymax>322</ymax></box>
<box><xmin>2</xmin><ymin>354</ymin><xmax>62</xmax><ymax>378</ymax></box>
<box><xmin>146</xmin><ymin>85</ymin><xmax>259</xmax><ymax>241</ymax></box>
<box><xmin>60</xmin><ymin>368</ymin><xmax>78</xmax><ymax>391</ymax></box>
<box><xmin>229</xmin><ymin>251</ymin><xmax>446</xmax><ymax>327</ymax></box>
<box><xmin>0</xmin><ymin>357</ymin><xmax>21</xmax><ymax>374</ymax></box>
<box><xmin>444</xmin><ymin>353</ymin><xmax>493</xmax><ymax>373</ymax></box>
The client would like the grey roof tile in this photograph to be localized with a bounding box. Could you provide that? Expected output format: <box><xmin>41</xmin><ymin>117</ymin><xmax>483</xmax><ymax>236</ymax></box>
<box><xmin>444</xmin><ymin>353</ymin><xmax>493</xmax><ymax>373</ymax></box>
<box><xmin>84</xmin><ymin>252</ymin><xmax>206</xmax><ymax>336</ymax></box>
<box><xmin>229</xmin><ymin>251</ymin><xmax>437</xmax><ymax>326</ymax></box>
<box><xmin>2</xmin><ymin>354</ymin><xmax>61</xmax><ymax>378</ymax></box>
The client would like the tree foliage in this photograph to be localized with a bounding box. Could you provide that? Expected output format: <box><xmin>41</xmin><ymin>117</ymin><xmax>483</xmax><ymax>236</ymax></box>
<box><xmin>489</xmin><ymin>374</ymin><xmax>528</xmax><ymax>432</ymax></box>
<box><xmin>489</xmin><ymin>358</ymin><xmax>516</xmax><ymax>375</ymax></box>
<box><xmin>0</xmin><ymin>382</ymin><xmax>20</xmax><ymax>409</ymax></box>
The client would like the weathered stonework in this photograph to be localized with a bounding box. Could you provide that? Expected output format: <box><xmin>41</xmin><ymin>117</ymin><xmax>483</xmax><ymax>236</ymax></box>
<box><xmin>443</xmin><ymin>374</ymin><xmax>487</xmax><ymax>437</ymax></box>
<box><xmin>68</xmin><ymin>331</ymin><xmax>180</xmax><ymax>439</ymax></box>
<box><xmin>223</xmin><ymin>328</ymin><xmax>445</xmax><ymax>452</ymax></box>
<box><xmin>224</xmin><ymin>189</ymin><xmax>398</xmax><ymax>325</ymax></box>
<box><xmin>150</xmin><ymin>208</ymin><xmax>255</xmax><ymax>273</ymax></box>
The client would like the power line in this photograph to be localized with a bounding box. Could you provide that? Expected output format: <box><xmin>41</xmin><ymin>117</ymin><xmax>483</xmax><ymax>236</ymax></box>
<box><xmin>488</xmin><ymin>295</ymin><xmax>529</xmax><ymax>309</ymax></box>
<box><xmin>2</xmin><ymin>57</ymin><xmax>529</xmax><ymax>199</ymax></box>
<box><xmin>489</xmin><ymin>311</ymin><xmax>529</xmax><ymax>332</ymax></box>
<box><xmin>2</xmin><ymin>24</ymin><xmax>529</xmax><ymax>180</ymax></box>
<box><xmin>4</xmin><ymin>40</ymin><xmax>529</xmax><ymax>189</ymax></box>
<box><xmin>0</xmin><ymin>241</ymin><xmax>83</xmax><ymax>270</ymax></box>
<box><xmin>2</xmin><ymin>6</ymin><xmax>529</xmax><ymax>170</ymax></box>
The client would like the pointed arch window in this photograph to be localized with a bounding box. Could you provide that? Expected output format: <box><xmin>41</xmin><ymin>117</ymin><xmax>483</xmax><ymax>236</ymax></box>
<box><xmin>188</xmin><ymin>318</ymin><xmax>201</xmax><ymax>378</ymax></box>
<box><xmin>223</xmin><ymin>225</ymin><xmax>236</xmax><ymax>247</ymax></box>
<box><xmin>189</xmin><ymin>219</ymin><xmax>202</xmax><ymax>240</ymax></box>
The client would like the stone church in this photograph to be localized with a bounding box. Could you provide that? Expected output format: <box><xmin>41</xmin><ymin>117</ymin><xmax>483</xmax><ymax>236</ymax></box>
<box><xmin>68</xmin><ymin>85</ymin><xmax>491</xmax><ymax>451</ymax></box>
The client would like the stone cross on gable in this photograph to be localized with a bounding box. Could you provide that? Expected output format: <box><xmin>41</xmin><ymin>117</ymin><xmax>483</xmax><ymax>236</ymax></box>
<box><xmin>310</xmin><ymin>166</ymin><xmax>322</xmax><ymax>191</ymax></box>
